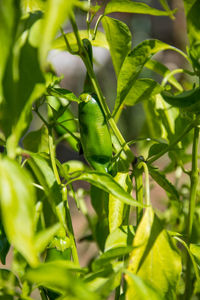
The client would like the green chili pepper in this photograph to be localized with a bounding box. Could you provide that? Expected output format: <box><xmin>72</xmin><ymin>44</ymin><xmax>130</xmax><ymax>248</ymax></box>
<box><xmin>161</xmin><ymin>86</ymin><xmax>200</xmax><ymax>112</ymax></box>
<box><xmin>78</xmin><ymin>93</ymin><xmax>112</xmax><ymax>172</ymax></box>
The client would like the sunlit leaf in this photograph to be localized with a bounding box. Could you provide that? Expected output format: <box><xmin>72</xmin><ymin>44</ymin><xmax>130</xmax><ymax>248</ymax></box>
<box><xmin>126</xmin><ymin>207</ymin><xmax>182</xmax><ymax>299</ymax></box>
<box><xmin>0</xmin><ymin>158</ymin><xmax>38</xmax><ymax>266</ymax></box>
<box><xmin>53</xmin><ymin>30</ymin><xmax>109</xmax><ymax>51</ymax></box>
<box><xmin>113</xmin><ymin>39</ymin><xmax>187</xmax><ymax>116</ymax></box>
<box><xmin>69</xmin><ymin>171</ymin><xmax>144</xmax><ymax>207</ymax></box>
<box><xmin>104</xmin><ymin>0</ymin><xmax>175</xmax><ymax>17</ymax></box>
<box><xmin>105</xmin><ymin>225</ymin><xmax>135</xmax><ymax>251</ymax></box>
<box><xmin>39</xmin><ymin>0</ymin><xmax>76</xmax><ymax>66</ymax></box>
<box><xmin>102</xmin><ymin>16</ymin><xmax>131</xmax><ymax>76</ymax></box>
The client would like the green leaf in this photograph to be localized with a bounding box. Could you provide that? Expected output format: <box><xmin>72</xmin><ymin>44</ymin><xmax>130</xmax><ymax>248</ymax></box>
<box><xmin>0</xmin><ymin>158</ymin><xmax>38</xmax><ymax>266</ymax></box>
<box><xmin>148</xmin><ymin>142</ymin><xmax>168</xmax><ymax>158</ymax></box>
<box><xmin>102</xmin><ymin>16</ymin><xmax>131</xmax><ymax>77</ymax></box>
<box><xmin>53</xmin><ymin>30</ymin><xmax>109</xmax><ymax>51</ymax></box>
<box><xmin>39</xmin><ymin>0</ymin><xmax>75</xmax><ymax>66</ymax></box>
<box><xmin>21</xmin><ymin>0</ymin><xmax>46</xmax><ymax>13</ymax></box>
<box><xmin>69</xmin><ymin>171</ymin><xmax>144</xmax><ymax>207</ymax></box>
<box><xmin>148</xmin><ymin>167</ymin><xmax>179</xmax><ymax>200</ymax></box>
<box><xmin>113</xmin><ymin>39</ymin><xmax>187</xmax><ymax>116</ymax></box>
<box><xmin>183</xmin><ymin>1</ymin><xmax>200</xmax><ymax>70</ymax></box>
<box><xmin>145</xmin><ymin>60</ymin><xmax>183</xmax><ymax>92</ymax></box>
<box><xmin>0</xmin><ymin>222</ymin><xmax>10</xmax><ymax>265</ymax></box>
<box><xmin>92</xmin><ymin>247</ymin><xmax>133</xmax><ymax>271</ymax></box>
<box><xmin>190</xmin><ymin>243</ymin><xmax>200</xmax><ymax>265</ymax></box>
<box><xmin>125</xmin><ymin>272</ymin><xmax>163</xmax><ymax>300</ymax></box>
<box><xmin>35</xmin><ymin>223</ymin><xmax>61</xmax><ymax>253</ymax></box>
<box><xmin>26</xmin><ymin>261</ymin><xmax>100</xmax><ymax>299</ymax></box>
<box><xmin>126</xmin><ymin>207</ymin><xmax>182</xmax><ymax>299</ymax></box>
<box><xmin>0</xmin><ymin>0</ymin><xmax>17</xmax><ymax>100</ymax></box>
<box><xmin>104</xmin><ymin>0</ymin><xmax>175</xmax><ymax>17</ymax></box>
<box><xmin>109</xmin><ymin>173</ymin><xmax>130</xmax><ymax>232</ymax></box>
<box><xmin>27</xmin><ymin>153</ymin><xmax>56</xmax><ymax>192</ymax></box>
<box><xmin>123</xmin><ymin>78</ymin><xmax>163</xmax><ymax>106</ymax></box>
<box><xmin>23</xmin><ymin>126</ymin><xmax>49</xmax><ymax>153</ymax></box>
<box><xmin>47</xmin><ymin>87</ymin><xmax>80</xmax><ymax>103</ymax></box>
<box><xmin>105</xmin><ymin>225</ymin><xmax>135</xmax><ymax>251</ymax></box>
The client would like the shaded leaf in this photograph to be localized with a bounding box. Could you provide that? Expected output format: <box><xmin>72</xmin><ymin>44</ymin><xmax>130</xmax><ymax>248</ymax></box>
<box><xmin>23</xmin><ymin>126</ymin><xmax>49</xmax><ymax>153</ymax></box>
<box><xmin>148</xmin><ymin>142</ymin><xmax>168</xmax><ymax>158</ymax></box>
<box><xmin>145</xmin><ymin>60</ymin><xmax>183</xmax><ymax>91</ymax></box>
<box><xmin>102</xmin><ymin>16</ymin><xmax>131</xmax><ymax>76</ymax></box>
<box><xmin>124</xmin><ymin>78</ymin><xmax>163</xmax><ymax>106</ymax></box>
<box><xmin>26</xmin><ymin>261</ymin><xmax>100</xmax><ymax>299</ymax></box>
<box><xmin>0</xmin><ymin>222</ymin><xmax>10</xmax><ymax>265</ymax></box>
<box><xmin>0</xmin><ymin>158</ymin><xmax>38</xmax><ymax>266</ymax></box>
<box><xmin>149</xmin><ymin>167</ymin><xmax>179</xmax><ymax>200</ymax></box>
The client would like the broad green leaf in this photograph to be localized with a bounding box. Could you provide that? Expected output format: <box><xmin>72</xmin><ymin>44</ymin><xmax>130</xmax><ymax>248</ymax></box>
<box><xmin>109</xmin><ymin>173</ymin><xmax>130</xmax><ymax>232</ymax></box>
<box><xmin>104</xmin><ymin>0</ymin><xmax>175</xmax><ymax>17</ymax></box>
<box><xmin>0</xmin><ymin>158</ymin><xmax>38</xmax><ymax>266</ymax></box>
<box><xmin>113</xmin><ymin>39</ymin><xmax>187</xmax><ymax>116</ymax></box>
<box><xmin>124</xmin><ymin>78</ymin><xmax>163</xmax><ymax>107</ymax></box>
<box><xmin>53</xmin><ymin>30</ymin><xmax>109</xmax><ymax>51</ymax></box>
<box><xmin>102</xmin><ymin>16</ymin><xmax>131</xmax><ymax>76</ymax></box>
<box><xmin>69</xmin><ymin>171</ymin><xmax>144</xmax><ymax>207</ymax></box>
<box><xmin>92</xmin><ymin>247</ymin><xmax>133</xmax><ymax>271</ymax></box>
<box><xmin>39</xmin><ymin>0</ymin><xmax>76</xmax><ymax>66</ymax></box>
<box><xmin>105</xmin><ymin>225</ymin><xmax>135</xmax><ymax>251</ymax></box>
<box><xmin>145</xmin><ymin>60</ymin><xmax>183</xmax><ymax>91</ymax></box>
<box><xmin>47</xmin><ymin>87</ymin><xmax>80</xmax><ymax>103</ymax></box>
<box><xmin>62</xmin><ymin>160</ymin><xmax>89</xmax><ymax>174</ymax></box>
<box><xmin>85</xmin><ymin>262</ymin><xmax>123</xmax><ymax>298</ymax></box>
<box><xmin>0</xmin><ymin>0</ymin><xmax>17</xmax><ymax>100</ymax></box>
<box><xmin>148</xmin><ymin>167</ymin><xmax>179</xmax><ymax>200</ymax></box>
<box><xmin>125</xmin><ymin>272</ymin><xmax>163</xmax><ymax>300</ymax></box>
<box><xmin>26</xmin><ymin>261</ymin><xmax>100</xmax><ymax>299</ymax></box>
<box><xmin>126</xmin><ymin>207</ymin><xmax>182</xmax><ymax>299</ymax></box>
<box><xmin>23</xmin><ymin>126</ymin><xmax>49</xmax><ymax>153</ymax></box>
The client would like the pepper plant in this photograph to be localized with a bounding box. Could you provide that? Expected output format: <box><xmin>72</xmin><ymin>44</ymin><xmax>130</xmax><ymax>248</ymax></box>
<box><xmin>1</xmin><ymin>0</ymin><xmax>200</xmax><ymax>299</ymax></box>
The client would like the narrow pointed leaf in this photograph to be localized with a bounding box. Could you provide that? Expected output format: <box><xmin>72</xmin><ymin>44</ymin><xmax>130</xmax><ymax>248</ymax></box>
<box><xmin>69</xmin><ymin>171</ymin><xmax>144</xmax><ymax>207</ymax></box>
<box><xmin>102</xmin><ymin>16</ymin><xmax>131</xmax><ymax>76</ymax></box>
<box><xmin>0</xmin><ymin>158</ymin><xmax>38</xmax><ymax>266</ymax></box>
<box><xmin>104</xmin><ymin>0</ymin><xmax>175</xmax><ymax>17</ymax></box>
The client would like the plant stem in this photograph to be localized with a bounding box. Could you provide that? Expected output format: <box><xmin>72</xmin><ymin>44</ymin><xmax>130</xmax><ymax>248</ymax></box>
<box><xmin>61</xmin><ymin>187</ymin><xmax>80</xmax><ymax>266</ymax></box>
<box><xmin>70</xmin><ymin>13</ymin><xmax>134</xmax><ymax>163</ymax></box>
<box><xmin>48</xmin><ymin>128</ymin><xmax>61</xmax><ymax>185</ymax></box>
<box><xmin>134</xmin><ymin>168</ymin><xmax>143</xmax><ymax>224</ymax></box>
<box><xmin>148</xmin><ymin>121</ymin><xmax>196</xmax><ymax>164</ymax></box>
<box><xmin>184</xmin><ymin>125</ymin><xmax>200</xmax><ymax>299</ymax></box>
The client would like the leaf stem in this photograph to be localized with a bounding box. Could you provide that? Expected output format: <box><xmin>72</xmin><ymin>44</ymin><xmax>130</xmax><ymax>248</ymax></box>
<box><xmin>48</xmin><ymin>128</ymin><xmax>61</xmax><ymax>185</ymax></box>
<box><xmin>184</xmin><ymin>125</ymin><xmax>200</xmax><ymax>299</ymax></box>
